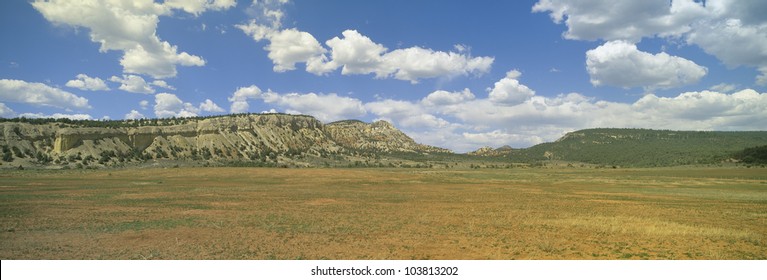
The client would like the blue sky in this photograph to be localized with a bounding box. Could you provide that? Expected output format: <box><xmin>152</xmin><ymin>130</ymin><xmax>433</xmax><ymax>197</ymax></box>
<box><xmin>1</xmin><ymin>0</ymin><xmax>766</xmax><ymax>152</ymax></box>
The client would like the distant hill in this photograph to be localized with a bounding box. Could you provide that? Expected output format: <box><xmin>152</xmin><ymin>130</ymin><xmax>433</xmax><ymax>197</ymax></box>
<box><xmin>0</xmin><ymin>113</ymin><xmax>450</xmax><ymax>169</ymax></box>
<box><xmin>3</xmin><ymin>114</ymin><xmax>766</xmax><ymax>169</ymax></box>
<box><xmin>470</xmin><ymin>128</ymin><xmax>767</xmax><ymax>167</ymax></box>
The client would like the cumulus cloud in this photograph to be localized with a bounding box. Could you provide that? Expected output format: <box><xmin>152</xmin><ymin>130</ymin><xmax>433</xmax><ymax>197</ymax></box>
<box><xmin>322</xmin><ymin>30</ymin><xmax>386</xmax><ymax>75</ymax></box>
<box><xmin>362</xmin><ymin>70</ymin><xmax>767</xmax><ymax>152</ymax></box>
<box><xmin>65</xmin><ymin>74</ymin><xmax>109</xmax><ymax>91</ymax></box>
<box><xmin>0</xmin><ymin>103</ymin><xmax>17</xmax><ymax>118</ymax></box>
<box><xmin>236</xmin><ymin>1</ymin><xmax>328</xmax><ymax>73</ymax></box>
<box><xmin>422</xmin><ymin>88</ymin><xmax>475</xmax><ymax>107</ymax></box>
<box><xmin>154</xmin><ymin>93</ymin><xmax>199</xmax><ymax>118</ymax></box>
<box><xmin>227</xmin><ymin>85</ymin><xmax>366</xmax><ymax>122</ymax></box>
<box><xmin>199</xmin><ymin>99</ymin><xmax>225</xmax><ymax>113</ymax></box>
<box><xmin>383</xmin><ymin>46</ymin><xmax>493</xmax><ymax>83</ymax></box>
<box><xmin>686</xmin><ymin>18</ymin><xmax>767</xmax><ymax>85</ymax></box>
<box><xmin>320</xmin><ymin>30</ymin><xmax>494</xmax><ymax>83</ymax></box>
<box><xmin>163</xmin><ymin>0</ymin><xmax>236</xmax><ymax>16</ymax></box>
<box><xmin>533</xmin><ymin>0</ymin><xmax>767</xmax><ymax>85</ymax></box>
<box><xmin>532</xmin><ymin>0</ymin><xmax>706</xmax><ymax>42</ymax></box>
<box><xmin>119</xmin><ymin>42</ymin><xmax>205</xmax><ymax>78</ymax></box>
<box><xmin>0</xmin><ymin>79</ymin><xmax>90</xmax><ymax>110</ymax></box>
<box><xmin>31</xmin><ymin>0</ymin><xmax>224</xmax><ymax>78</ymax></box>
<box><xmin>151</xmin><ymin>80</ymin><xmax>176</xmax><ymax>90</ymax></box>
<box><xmin>709</xmin><ymin>83</ymin><xmax>738</xmax><ymax>93</ymax></box>
<box><xmin>110</xmin><ymin>75</ymin><xmax>155</xmax><ymax>94</ymax></box>
<box><xmin>217</xmin><ymin>72</ymin><xmax>767</xmax><ymax>152</ymax></box>
<box><xmin>228</xmin><ymin>85</ymin><xmax>263</xmax><ymax>113</ymax></box>
<box><xmin>260</xmin><ymin>91</ymin><xmax>367</xmax><ymax>122</ymax></box>
<box><xmin>124</xmin><ymin>110</ymin><xmax>145</xmax><ymax>120</ymax></box>
<box><xmin>238</xmin><ymin>1</ymin><xmax>493</xmax><ymax>83</ymax></box>
<box><xmin>586</xmin><ymin>41</ymin><xmax>707</xmax><ymax>89</ymax></box>
<box><xmin>487</xmin><ymin>70</ymin><xmax>536</xmax><ymax>105</ymax></box>
<box><xmin>262</xmin><ymin>28</ymin><xmax>327</xmax><ymax>72</ymax></box>
<box><xmin>139</xmin><ymin>100</ymin><xmax>150</xmax><ymax>110</ymax></box>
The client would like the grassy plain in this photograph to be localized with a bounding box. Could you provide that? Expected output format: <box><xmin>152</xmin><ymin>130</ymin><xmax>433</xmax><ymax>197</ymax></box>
<box><xmin>0</xmin><ymin>167</ymin><xmax>765</xmax><ymax>259</ymax></box>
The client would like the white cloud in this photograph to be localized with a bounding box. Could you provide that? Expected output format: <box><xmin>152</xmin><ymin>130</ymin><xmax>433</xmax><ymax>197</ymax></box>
<box><xmin>320</xmin><ymin>30</ymin><xmax>494</xmax><ymax>83</ymax></box>
<box><xmin>487</xmin><ymin>70</ymin><xmax>536</xmax><ymax>105</ymax></box>
<box><xmin>236</xmin><ymin>19</ymin><xmax>275</xmax><ymax>41</ymax></box>
<box><xmin>686</xmin><ymin>18</ymin><xmax>767</xmax><ymax>84</ymax></box>
<box><xmin>709</xmin><ymin>83</ymin><xmax>738</xmax><ymax>93</ymax></box>
<box><xmin>65</xmin><ymin>74</ymin><xmax>109</xmax><ymax>91</ymax></box>
<box><xmin>139</xmin><ymin>100</ymin><xmax>150</xmax><ymax>110</ymax></box>
<box><xmin>421</xmin><ymin>88</ymin><xmax>475</xmax><ymax>107</ymax></box>
<box><xmin>120</xmin><ymin>42</ymin><xmax>205</xmax><ymax>78</ymax></box>
<box><xmin>227</xmin><ymin>85</ymin><xmax>366</xmax><ymax>122</ymax></box>
<box><xmin>163</xmin><ymin>0</ymin><xmax>236</xmax><ymax>16</ymax></box>
<box><xmin>0</xmin><ymin>103</ymin><xmax>17</xmax><ymax>118</ymax></box>
<box><xmin>381</xmin><ymin>46</ymin><xmax>493</xmax><ymax>83</ymax></box>
<box><xmin>323</xmin><ymin>30</ymin><xmax>386</xmax><ymax>76</ymax></box>
<box><xmin>586</xmin><ymin>40</ymin><xmax>707</xmax><ymax>89</ymax></box>
<box><xmin>366</xmin><ymin>99</ymin><xmax>425</xmax><ymax>123</ymax></box>
<box><xmin>124</xmin><ymin>110</ymin><xmax>145</xmax><ymax>120</ymax></box>
<box><xmin>228</xmin><ymin>85</ymin><xmax>263</xmax><ymax>113</ymax></box>
<box><xmin>199</xmin><ymin>99</ymin><xmax>225</xmax><ymax>113</ymax></box>
<box><xmin>151</xmin><ymin>80</ymin><xmax>176</xmax><ymax>90</ymax></box>
<box><xmin>110</xmin><ymin>75</ymin><xmax>155</xmax><ymax>94</ymax></box>
<box><xmin>31</xmin><ymin>0</ymin><xmax>224</xmax><ymax>78</ymax></box>
<box><xmin>0</xmin><ymin>79</ymin><xmax>90</xmax><ymax>110</ymax></box>
<box><xmin>260</xmin><ymin>91</ymin><xmax>367</xmax><ymax>122</ymax></box>
<box><xmin>18</xmin><ymin>112</ymin><xmax>93</xmax><ymax>120</ymax></box>
<box><xmin>154</xmin><ymin>93</ymin><xmax>199</xmax><ymax>118</ymax></box>
<box><xmin>265</xmin><ymin>28</ymin><xmax>327</xmax><ymax>72</ymax></box>
<box><xmin>532</xmin><ymin>0</ymin><xmax>707</xmax><ymax>42</ymax></box>
<box><xmin>362</xmin><ymin>68</ymin><xmax>767</xmax><ymax>152</ymax></box>
<box><xmin>630</xmin><ymin>89</ymin><xmax>767</xmax><ymax>125</ymax></box>
<box><xmin>533</xmin><ymin>0</ymin><xmax>767</xmax><ymax>85</ymax></box>
<box><xmin>238</xmin><ymin>5</ymin><xmax>494</xmax><ymax>83</ymax></box>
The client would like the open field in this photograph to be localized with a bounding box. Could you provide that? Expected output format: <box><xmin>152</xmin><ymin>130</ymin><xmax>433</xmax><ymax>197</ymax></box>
<box><xmin>1</xmin><ymin>167</ymin><xmax>765</xmax><ymax>259</ymax></box>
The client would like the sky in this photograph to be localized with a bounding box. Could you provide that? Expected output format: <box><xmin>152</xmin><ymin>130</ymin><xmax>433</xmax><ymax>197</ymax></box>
<box><xmin>1</xmin><ymin>0</ymin><xmax>766</xmax><ymax>152</ymax></box>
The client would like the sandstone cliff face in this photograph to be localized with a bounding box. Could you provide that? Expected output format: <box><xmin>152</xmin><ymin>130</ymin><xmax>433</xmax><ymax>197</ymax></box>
<box><xmin>326</xmin><ymin>120</ymin><xmax>450</xmax><ymax>154</ymax></box>
<box><xmin>0</xmin><ymin>114</ymin><xmax>449</xmax><ymax>167</ymax></box>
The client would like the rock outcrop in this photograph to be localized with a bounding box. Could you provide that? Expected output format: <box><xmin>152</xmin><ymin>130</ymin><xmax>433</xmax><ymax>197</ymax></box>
<box><xmin>326</xmin><ymin>120</ymin><xmax>451</xmax><ymax>154</ymax></box>
<box><xmin>468</xmin><ymin>145</ymin><xmax>515</xmax><ymax>157</ymax></box>
<box><xmin>0</xmin><ymin>114</ymin><xmax>451</xmax><ymax>167</ymax></box>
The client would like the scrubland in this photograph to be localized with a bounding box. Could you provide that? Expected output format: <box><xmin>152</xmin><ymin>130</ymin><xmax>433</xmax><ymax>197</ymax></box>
<box><xmin>1</xmin><ymin>167</ymin><xmax>764</xmax><ymax>259</ymax></box>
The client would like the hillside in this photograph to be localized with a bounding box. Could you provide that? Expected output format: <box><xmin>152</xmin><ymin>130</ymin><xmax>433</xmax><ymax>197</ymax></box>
<box><xmin>326</xmin><ymin>120</ymin><xmax>450</xmax><ymax>154</ymax></box>
<box><xmin>471</xmin><ymin>128</ymin><xmax>767</xmax><ymax>167</ymax></box>
<box><xmin>3</xmin><ymin>115</ymin><xmax>766</xmax><ymax>169</ymax></box>
<box><xmin>0</xmin><ymin>114</ymin><xmax>450</xmax><ymax>169</ymax></box>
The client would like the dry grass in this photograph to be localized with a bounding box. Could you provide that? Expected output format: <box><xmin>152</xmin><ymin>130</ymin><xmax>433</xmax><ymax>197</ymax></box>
<box><xmin>0</xmin><ymin>167</ymin><xmax>765</xmax><ymax>259</ymax></box>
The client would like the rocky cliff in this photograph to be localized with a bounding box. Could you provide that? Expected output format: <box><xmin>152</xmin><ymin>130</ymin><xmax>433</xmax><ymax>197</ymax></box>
<box><xmin>326</xmin><ymin>120</ymin><xmax>450</xmax><ymax>154</ymax></box>
<box><xmin>0</xmin><ymin>114</ymin><xmax>451</xmax><ymax>168</ymax></box>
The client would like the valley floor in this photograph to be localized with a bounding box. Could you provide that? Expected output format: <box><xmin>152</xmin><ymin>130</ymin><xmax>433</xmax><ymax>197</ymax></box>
<box><xmin>0</xmin><ymin>167</ymin><xmax>765</xmax><ymax>259</ymax></box>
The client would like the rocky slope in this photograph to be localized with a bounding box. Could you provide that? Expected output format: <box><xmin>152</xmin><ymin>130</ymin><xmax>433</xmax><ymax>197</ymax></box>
<box><xmin>467</xmin><ymin>145</ymin><xmax>514</xmax><ymax>156</ymax></box>
<box><xmin>0</xmin><ymin>114</ymin><xmax>451</xmax><ymax>168</ymax></box>
<box><xmin>325</xmin><ymin>120</ymin><xmax>450</xmax><ymax>154</ymax></box>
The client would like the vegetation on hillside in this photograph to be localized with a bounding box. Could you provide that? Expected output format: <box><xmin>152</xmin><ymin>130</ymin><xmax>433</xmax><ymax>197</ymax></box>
<box><xmin>733</xmin><ymin>145</ymin><xmax>767</xmax><ymax>165</ymax></box>
<box><xmin>499</xmin><ymin>129</ymin><xmax>767</xmax><ymax>167</ymax></box>
<box><xmin>0</xmin><ymin>112</ymin><xmax>314</xmax><ymax>128</ymax></box>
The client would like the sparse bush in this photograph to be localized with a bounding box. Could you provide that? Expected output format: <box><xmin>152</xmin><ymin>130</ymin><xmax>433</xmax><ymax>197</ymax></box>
<box><xmin>12</xmin><ymin>147</ymin><xmax>24</xmax><ymax>158</ymax></box>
